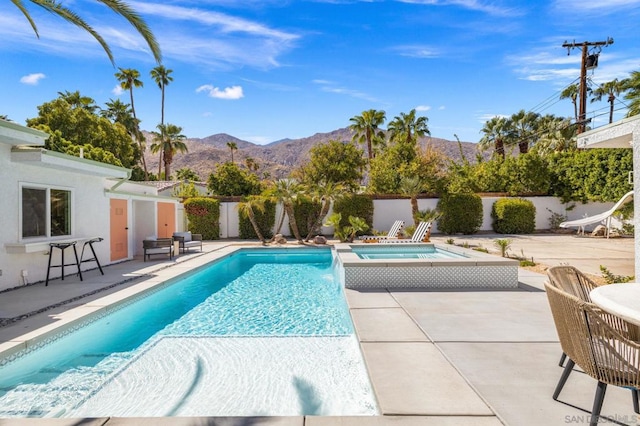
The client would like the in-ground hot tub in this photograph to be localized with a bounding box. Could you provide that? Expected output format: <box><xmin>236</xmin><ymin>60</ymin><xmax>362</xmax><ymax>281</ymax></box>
<box><xmin>334</xmin><ymin>243</ymin><xmax>519</xmax><ymax>289</ymax></box>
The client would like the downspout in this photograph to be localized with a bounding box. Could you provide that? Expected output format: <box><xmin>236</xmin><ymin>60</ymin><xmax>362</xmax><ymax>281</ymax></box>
<box><xmin>109</xmin><ymin>168</ymin><xmax>133</xmax><ymax>191</ymax></box>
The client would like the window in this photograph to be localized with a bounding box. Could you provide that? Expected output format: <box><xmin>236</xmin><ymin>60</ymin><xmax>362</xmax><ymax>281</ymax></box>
<box><xmin>21</xmin><ymin>185</ymin><xmax>72</xmax><ymax>239</ymax></box>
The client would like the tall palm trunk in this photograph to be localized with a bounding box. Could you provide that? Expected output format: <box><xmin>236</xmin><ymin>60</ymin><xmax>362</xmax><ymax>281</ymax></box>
<box><xmin>495</xmin><ymin>138</ymin><xmax>505</xmax><ymax>159</ymax></box>
<box><xmin>129</xmin><ymin>88</ymin><xmax>148</xmax><ymax>180</ymax></box>
<box><xmin>518</xmin><ymin>141</ymin><xmax>529</xmax><ymax>154</ymax></box>
<box><xmin>159</xmin><ymin>84</ymin><xmax>165</xmax><ymax>177</ymax></box>
<box><xmin>410</xmin><ymin>196</ymin><xmax>419</xmax><ymax>227</ymax></box>
<box><xmin>306</xmin><ymin>199</ymin><xmax>331</xmax><ymax>241</ymax></box>
<box><xmin>247</xmin><ymin>210</ymin><xmax>266</xmax><ymax>243</ymax></box>
<box><xmin>164</xmin><ymin>147</ymin><xmax>173</xmax><ymax>180</ymax></box>
<box><xmin>272</xmin><ymin>207</ymin><xmax>287</xmax><ymax>238</ymax></box>
<box><xmin>284</xmin><ymin>203</ymin><xmax>303</xmax><ymax>242</ymax></box>
<box><xmin>608</xmin><ymin>94</ymin><xmax>615</xmax><ymax>124</ymax></box>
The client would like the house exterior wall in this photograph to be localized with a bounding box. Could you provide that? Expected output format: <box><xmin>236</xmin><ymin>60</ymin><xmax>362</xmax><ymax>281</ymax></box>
<box><xmin>634</xmin><ymin>126</ymin><xmax>640</xmax><ymax>280</ymax></box>
<box><xmin>0</xmin><ymin>143</ymin><xmax>112</xmax><ymax>290</ymax></box>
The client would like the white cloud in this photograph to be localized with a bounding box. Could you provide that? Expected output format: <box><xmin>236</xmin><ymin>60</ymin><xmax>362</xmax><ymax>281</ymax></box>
<box><xmin>112</xmin><ymin>85</ymin><xmax>124</xmax><ymax>96</ymax></box>
<box><xmin>196</xmin><ymin>84</ymin><xmax>244</xmax><ymax>100</ymax></box>
<box><xmin>553</xmin><ymin>0</ymin><xmax>640</xmax><ymax>12</ymax></box>
<box><xmin>415</xmin><ymin>105</ymin><xmax>431</xmax><ymax>111</ymax></box>
<box><xmin>396</xmin><ymin>0</ymin><xmax>523</xmax><ymax>17</ymax></box>
<box><xmin>244</xmin><ymin>135</ymin><xmax>272</xmax><ymax>145</ymax></box>
<box><xmin>392</xmin><ymin>45</ymin><xmax>440</xmax><ymax>59</ymax></box>
<box><xmin>438</xmin><ymin>106</ymin><xmax>446</xmax><ymax>110</ymax></box>
<box><xmin>312</xmin><ymin>79</ymin><xmax>379</xmax><ymax>102</ymax></box>
<box><xmin>20</xmin><ymin>73</ymin><xmax>45</xmax><ymax>85</ymax></box>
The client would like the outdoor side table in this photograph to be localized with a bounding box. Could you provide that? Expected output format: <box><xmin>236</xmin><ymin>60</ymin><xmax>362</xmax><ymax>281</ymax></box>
<box><xmin>80</xmin><ymin>237</ymin><xmax>104</xmax><ymax>275</ymax></box>
<box><xmin>45</xmin><ymin>241</ymin><xmax>83</xmax><ymax>286</ymax></box>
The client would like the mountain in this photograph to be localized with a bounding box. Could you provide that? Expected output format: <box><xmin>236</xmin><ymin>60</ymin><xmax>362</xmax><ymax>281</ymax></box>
<box><xmin>144</xmin><ymin>128</ymin><xmax>484</xmax><ymax>181</ymax></box>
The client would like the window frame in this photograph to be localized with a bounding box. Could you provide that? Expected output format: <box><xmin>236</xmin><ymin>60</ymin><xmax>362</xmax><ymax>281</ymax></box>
<box><xmin>19</xmin><ymin>182</ymin><xmax>75</xmax><ymax>242</ymax></box>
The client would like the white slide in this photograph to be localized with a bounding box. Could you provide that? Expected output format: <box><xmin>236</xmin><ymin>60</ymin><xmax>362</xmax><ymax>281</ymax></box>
<box><xmin>559</xmin><ymin>191</ymin><xmax>634</xmax><ymax>237</ymax></box>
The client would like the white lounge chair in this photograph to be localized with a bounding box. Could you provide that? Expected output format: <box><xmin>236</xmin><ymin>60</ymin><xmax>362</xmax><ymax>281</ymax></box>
<box><xmin>359</xmin><ymin>220</ymin><xmax>404</xmax><ymax>241</ymax></box>
<box><xmin>559</xmin><ymin>191</ymin><xmax>633</xmax><ymax>238</ymax></box>
<box><xmin>380</xmin><ymin>221</ymin><xmax>431</xmax><ymax>244</ymax></box>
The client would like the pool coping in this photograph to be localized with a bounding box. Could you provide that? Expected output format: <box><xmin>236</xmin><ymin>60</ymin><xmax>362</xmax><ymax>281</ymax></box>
<box><xmin>334</xmin><ymin>243</ymin><xmax>520</xmax><ymax>289</ymax></box>
<box><xmin>0</xmin><ymin>246</ymin><xmax>243</xmax><ymax>367</ymax></box>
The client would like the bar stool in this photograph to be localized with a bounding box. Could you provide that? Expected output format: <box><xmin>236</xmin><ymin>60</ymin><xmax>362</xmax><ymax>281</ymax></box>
<box><xmin>80</xmin><ymin>237</ymin><xmax>104</xmax><ymax>275</ymax></box>
<box><xmin>45</xmin><ymin>241</ymin><xmax>83</xmax><ymax>286</ymax></box>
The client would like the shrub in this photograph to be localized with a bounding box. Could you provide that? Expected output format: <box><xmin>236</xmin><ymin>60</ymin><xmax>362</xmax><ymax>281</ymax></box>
<box><xmin>333</xmin><ymin>194</ymin><xmax>374</xmax><ymax>233</ymax></box>
<box><xmin>324</xmin><ymin>213</ymin><xmax>369</xmax><ymax>242</ymax></box>
<box><xmin>491</xmin><ymin>198</ymin><xmax>536</xmax><ymax>234</ymax></box>
<box><xmin>293</xmin><ymin>196</ymin><xmax>322</xmax><ymax>237</ymax></box>
<box><xmin>184</xmin><ymin>197</ymin><xmax>220</xmax><ymax>240</ymax></box>
<box><xmin>239</xmin><ymin>199</ymin><xmax>275</xmax><ymax>239</ymax></box>
<box><xmin>436</xmin><ymin>193</ymin><xmax>483</xmax><ymax>234</ymax></box>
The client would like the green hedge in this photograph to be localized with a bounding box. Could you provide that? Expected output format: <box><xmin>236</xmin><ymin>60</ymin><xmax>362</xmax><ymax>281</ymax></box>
<box><xmin>184</xmin><ymin>197</ymin><xmax>220</xmax><ymax>240</ymax></box>
<box><xmin>293</xmin><ymin>197</ymin><xmax>322</xmax><ymax>237</ymax></box>
<box><xmin>239</xmin><ymin>199</ymin><xmax>275</xmax><ymax>239</ymax></box>
<box><xmin>491</xmin><ymin>198</ymin><xmax>536</xmax><ymax>234</ymax></box>
<box><xmin>436</xmin><ymin>193</ymin><xmax>483</xmax><ymax>234</ymax></box>
<box><xmin>333</xmin><ymin>194</ymin><xmax>374</xmax><ymax>233</ymax></box>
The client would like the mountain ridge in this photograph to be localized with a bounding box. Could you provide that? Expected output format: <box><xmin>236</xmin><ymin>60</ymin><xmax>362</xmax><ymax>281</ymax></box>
<box><xmin>144</xmin><ymin>127</ymin><xmax>483</xmax><ymax>181</ymax></box>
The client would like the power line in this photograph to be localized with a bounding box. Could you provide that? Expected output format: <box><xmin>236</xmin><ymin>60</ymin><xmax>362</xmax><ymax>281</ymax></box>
<box><xmin>562</xmin><ymin>38</ymin><xmax>614</xmax><ymax>133</ymax></box>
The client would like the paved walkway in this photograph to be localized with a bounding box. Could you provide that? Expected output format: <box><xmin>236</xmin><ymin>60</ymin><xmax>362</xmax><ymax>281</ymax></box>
<box><xmin>0</xmin><ymin>235</ymin><xmax>637</xmax><ymax>425</ymax></box>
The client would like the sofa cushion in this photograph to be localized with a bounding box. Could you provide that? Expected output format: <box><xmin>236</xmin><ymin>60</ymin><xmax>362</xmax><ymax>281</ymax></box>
<box><xmin>173</xmin><ymin>231</ymin><xmax>192</xmax><ymax>242</ymax></box>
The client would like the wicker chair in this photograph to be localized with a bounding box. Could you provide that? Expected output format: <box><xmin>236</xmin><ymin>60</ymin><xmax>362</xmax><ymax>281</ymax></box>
<box><xmin>544</xmin><ymin>282</ymin><xmax>640</xmax><ymax>425</ymax></box>
<box><xmin>547</xmin><ymin>265</ymin><xmax>604</xmax><ymax>367</ymax></box>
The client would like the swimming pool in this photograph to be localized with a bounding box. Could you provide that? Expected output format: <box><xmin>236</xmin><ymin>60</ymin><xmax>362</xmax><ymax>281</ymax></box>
<box><xmin>352</xmin><ymin>245</ymin><xmax>467</xmax><ymax>260</ymax></box>
<box><xmin>335</xmin><ymin>243</ymin><xmax>519</xmax><ymax>289</ymax></box>
<box><xmin>0</xmin><ymin>248</ymin><xmax>378</xmax><ymax>417</ymax></box>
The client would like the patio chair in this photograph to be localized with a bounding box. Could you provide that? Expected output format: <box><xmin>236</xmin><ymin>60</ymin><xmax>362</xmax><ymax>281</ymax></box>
<box><xmin>379</xmin><ymin>221</ymin><xmax>431</xmax><ymax>244</ymax></box>
<box><xmin>359</xmin><ymin>220</ymin><xmax>404</xmax><ymax>242</ymax></box>
<box><xmin>546</xmin><ymin>265</ymin><xmax>604</xmax><ymax>367</ymax></box>
<box><xmin>143</xmin><ymin>237</ymin><xmax>174</xmax><ymax>261</ymax></box>
<box><xmin>544</xmin><ymin>282</ymin><xmax>640</xmax><ymax>425</ymax></box>
<box><xmin>172</xmin><ymin>231</ymin><xmax>203</xmax><ymax>253</ymax></box>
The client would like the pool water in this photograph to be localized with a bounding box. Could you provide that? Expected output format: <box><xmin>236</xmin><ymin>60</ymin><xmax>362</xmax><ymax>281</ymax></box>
<box><xmin>0</xmin><ymin>248</ymin><xmax>378</xmax><ymax>417</ymax></box>
<box><xmin>353</xmin><ymin>245</ymin><xmax>467</xmax><ymax>260</ymax></box>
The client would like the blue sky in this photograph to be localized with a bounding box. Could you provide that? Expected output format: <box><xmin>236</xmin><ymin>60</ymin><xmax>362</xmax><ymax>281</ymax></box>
<box><xmin>2</xmin><ymin>0</ymin><xmax>639</xmax><ymax>144</ymax></box>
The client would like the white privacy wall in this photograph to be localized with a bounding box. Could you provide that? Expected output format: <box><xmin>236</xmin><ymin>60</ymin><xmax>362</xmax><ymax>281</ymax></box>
<box><xmin>217</xmin><ymin>196</ymin><xmax>621</xmax><ymax>238</ymax></box>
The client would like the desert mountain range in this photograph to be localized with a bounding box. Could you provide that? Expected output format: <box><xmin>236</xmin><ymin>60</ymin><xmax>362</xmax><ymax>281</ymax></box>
<box><xmin>144</xmin><ymin>128</ymin><xmax>484</xmax><ymax>181</ymax></box>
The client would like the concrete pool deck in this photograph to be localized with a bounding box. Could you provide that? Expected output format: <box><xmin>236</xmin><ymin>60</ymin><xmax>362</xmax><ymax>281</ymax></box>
<box><xmin>0</xmin><ymin>234</ymin><xmax>637</xmax><ymax>425</ymax></box>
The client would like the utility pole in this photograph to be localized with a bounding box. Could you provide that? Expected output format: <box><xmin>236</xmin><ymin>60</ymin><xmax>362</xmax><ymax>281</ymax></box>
<box><xmin>562</xmin><ymin>38</ymin><xmax>614</xmax><ymax>133</ymax></box>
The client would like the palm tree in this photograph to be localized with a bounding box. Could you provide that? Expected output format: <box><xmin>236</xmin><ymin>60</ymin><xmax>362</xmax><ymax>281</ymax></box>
<box><xmin>150</xmin><ymin>65</ymin><xmax>174</xmax><ymax>175</ymax></box>
<box><xmin>57</xmin><ymin>90</ymin><xmax>97</xmax><ymax>112</ymax></box>
<box><xmin>388</xmin><ymin>109</ymin><xmax>430</xmax><ymax>146</ymax></box>
<box><xmin>237</xmin><ymin>196</ymin><xmax>267</xmax><ymax>244</ymax></box>
<box><xmin>591</xmin><ymin>79</ymin><xmax>626</xmax><ymax>124</ymax></box>
<box><xmin>560</xmin><ymin>84</ymin><xmax>580</xmax><ymax>122</ymax></box>
<box><xmin>399</xmin><ymin>176</ymin><xmax>424</xmax><ymax>227</ymax></box>
<box><xmin>12</xmin><ymin>1</ymin><xmax>161</xmax><ymax>65</ymax></box>
<box><xmin>479</xmin><ymin>116</ymin><xmax>513</xmax><ymax>159</ymax></box>
<box><xmin>227</xmin><ymin>142</ymin><xmax>238</xmax><ymax>163</ymax></box>
<box><xmin>510</xmin><ymin>109</ymin><xmax>540</xmax><ymax>154</ymax></box>
<box><xmin>150</xmin><ymin>123</ymin><xmax>187</xmax><ymax>180</ymax></box>
<box><xmin>623</xmin><ymin>71</ymin><xmax>640</xmax><ymax>117</ymax></box>
<box><xmin>349</xmin><ymin>109</ymin><xmax>386</xmax><ymax>160</ymax></box>
<box><xmin>305</xmin><ymin>181</ymin><xmax>344</xmax><ymax>241</ymax></box>
<box><xmin>271</xmin><ymin>179</ymin><xmax>304</xmax><ymax>242</ymax></box>
<box><xmin>245</xmin><ymin>157</ymin><xmax>259</xmax><ymax>173</ymax></box>
<box><xmin>175</xmin><ymin>168</ymin><xmax>200</xmax><ymax>181</ymax></box>
<box><xmin>533</xmin><ymin>116</ymin><xmax>576</xmax><ymax>155</ymax></box>
<box><xmin>102</xmin><ymin>99</ymin><xmax>133</xmax><ymax>126</ymax></box>
<box><xmin>115</xmin><ymin>68</ymin><xmax>147</xmax><ymax>178</ymax></box>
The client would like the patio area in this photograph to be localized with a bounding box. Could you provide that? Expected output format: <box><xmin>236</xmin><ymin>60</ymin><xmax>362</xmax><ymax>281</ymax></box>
<box><xmin>0</xmin><ymin>234</ymin><xmax>636</xmax><ymax>425</ymax></box>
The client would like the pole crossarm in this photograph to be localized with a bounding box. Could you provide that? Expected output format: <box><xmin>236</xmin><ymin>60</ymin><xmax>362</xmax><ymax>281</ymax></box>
<box><xmin>561</xmin><ymin>38</ymin><xmax>614</xmax><ymax>134</ymax></box>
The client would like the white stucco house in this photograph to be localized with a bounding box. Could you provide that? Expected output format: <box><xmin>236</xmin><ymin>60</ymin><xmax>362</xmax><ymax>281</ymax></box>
<box><xmin>577</xmin><ymin>114</ymin><xmax>640</xmax><ymax>278</ymax></box>
<box><xmin>0</xmin><ymin>120</ymin><xmax>180</xmax><ymax>291</ymax></box>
